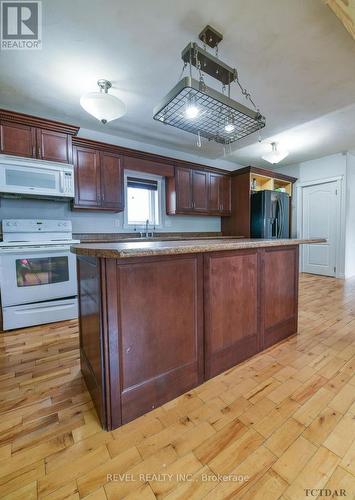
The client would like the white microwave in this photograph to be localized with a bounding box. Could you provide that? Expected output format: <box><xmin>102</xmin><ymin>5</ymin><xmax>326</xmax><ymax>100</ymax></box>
<box><xmin>0</xmin><ymin>154</ymin><xmax>75</xmax><ymax>199</ymax></box>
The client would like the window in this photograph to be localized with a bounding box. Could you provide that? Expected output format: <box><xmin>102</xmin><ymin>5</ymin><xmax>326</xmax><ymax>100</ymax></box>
<box><xmin>125</xmin><ymin>173</ymin><xmax>162</xmax><ymax>227</ymax></box>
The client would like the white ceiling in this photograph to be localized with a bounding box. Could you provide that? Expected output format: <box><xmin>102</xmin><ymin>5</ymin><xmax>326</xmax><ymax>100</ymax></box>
<box><xmin>0</xmin><ymin>0</ymin><xmax>354</xmax><ymax>170</ymax></box>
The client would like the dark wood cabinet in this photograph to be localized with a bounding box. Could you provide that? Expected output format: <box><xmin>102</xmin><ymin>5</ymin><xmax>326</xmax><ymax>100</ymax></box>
<box><xmin>221</xmin><ymin>174</ymin><xmax>232</xmax><ymax>214</ymax></box>
<box><xmin>262</xmin><ymin>246</ymin><xmax>299</xmax><ymax>348</ymax></box>
<box><xmin>100</xmin><ymin>153</ymin><xmax>124</xmax><ymax>210</ymax></box>
<box><xmin>167</xmin><ymin>166</ymin><xmax>231</xmax><ymax>216</ymax></box>
<box><xmin>192</xmin><ymin>170</ymin><xmax>208</xmax><ymax>212</ymax></box>
<box><xmin>36</xmin><ymin>129</ymin><xmax>72</xmax><ymax>163</ymax></box>
<box><xmin>204</xmin><ymin>250</ymin><xmax>260</xmax><ymax>378</ymax></box>
<box><xmin>76</xmin><ymin>257</ymin><xmax>106</xmax><ymax>428</ymax></box>
<box><xmin>208</xmin><ymin>172</ymin><xmax>231</xmax><ymax>215</ymax></box>
<box><xmin>77</xmin><ymin>244</ymin><xmax>300</xmax><ymax>430</ymax></box>
<box><xmin>115</xmin><ymin>256</ymin><xmax>204</xmax><ymax>424</ymax></box>
<box><xmin>0</xmin><ymin>121</ymin><xmax>36</xmax><ymax>158</ymax></box>
<box><xmin>176</xmin><ymin>167</ymin><xmax>193</xmax><ymax>211</ymax></box>
<box><xmin>73</xmin><ymin>146</ymin><xmax>101</xmax><ymax>208</ymax></box>
<box><xmin>222</xmin><ymin>166</ymin><xmax>297</xmax><ymax>237</ymax></box>
<box><xmin>0</xmin><ymin>110</ymin><xmax>78</xmax><ymax>163</ymax></box>
<box><xmin>73</xmin><ymin>146</ymin><xmax>124</xmax><ymax>212</ymax></box>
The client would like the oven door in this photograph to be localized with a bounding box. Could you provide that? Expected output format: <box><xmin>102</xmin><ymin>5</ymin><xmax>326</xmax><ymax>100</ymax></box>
<box><xmin>0</xmin><ymin>246</ymin><xmax>77</xmax><ymax>307</ymax></box>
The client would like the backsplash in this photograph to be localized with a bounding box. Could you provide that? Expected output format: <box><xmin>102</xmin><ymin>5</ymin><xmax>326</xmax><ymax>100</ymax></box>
<box><xmin>0</xmin><ymin>197</ymin><xmax>221</xmax><ymax>234</ymax></box>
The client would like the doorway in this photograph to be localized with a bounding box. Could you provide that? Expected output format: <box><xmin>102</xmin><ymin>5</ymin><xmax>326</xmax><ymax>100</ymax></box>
<box><xmin>300</xmin><ymin>179</ymin><xmax>341</xmax><ymax>277</ymax></box>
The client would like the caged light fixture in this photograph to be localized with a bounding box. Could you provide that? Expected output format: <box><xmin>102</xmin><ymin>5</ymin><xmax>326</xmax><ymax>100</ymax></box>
<box><xmin>153</xmin><ymin>25</ymin><xmax>266</xmax><ymax>145</ymax></box>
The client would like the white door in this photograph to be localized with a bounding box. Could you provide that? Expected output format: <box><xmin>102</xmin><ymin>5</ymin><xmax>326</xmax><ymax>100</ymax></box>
<box><xmin>301</xmin><ymin>180</ymin><xmax>339</xmax><ymax>277</ymax></box>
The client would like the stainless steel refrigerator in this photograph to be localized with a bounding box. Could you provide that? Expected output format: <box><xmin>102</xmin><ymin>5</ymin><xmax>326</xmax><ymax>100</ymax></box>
<box><xmin>251</xmin><ymin>190</ymin><xmax>290</xmax><ymax>238</ymax></box>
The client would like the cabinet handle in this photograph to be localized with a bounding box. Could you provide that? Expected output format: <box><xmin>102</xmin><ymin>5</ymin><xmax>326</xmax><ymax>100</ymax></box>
<box><xmin>37</xmin><ymin>147</ymin><xmax>41</xmax><ymax>158</ymax></box>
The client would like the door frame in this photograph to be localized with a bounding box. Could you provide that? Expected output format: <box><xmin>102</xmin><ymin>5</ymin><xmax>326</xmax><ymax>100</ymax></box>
<box><xmin>296</xmin><ymin>175</ymin><xmax>345</xmax><ymax>278</ymax></box>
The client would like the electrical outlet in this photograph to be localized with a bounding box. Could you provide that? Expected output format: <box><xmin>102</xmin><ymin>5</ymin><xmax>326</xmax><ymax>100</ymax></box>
<box><xmin>114</xmin><ymin>219</ymin><xmax>120</xmax><ymax>228</ymax></box>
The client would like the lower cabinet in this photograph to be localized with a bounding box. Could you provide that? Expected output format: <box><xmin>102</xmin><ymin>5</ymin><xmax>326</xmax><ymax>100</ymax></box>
<box><xmin>204</xmin><ymin>250</ymin><xmax>260</xmax><ymax>379</ymax></box>
<box><xmin>76</xmin><ymin>257</ymin><xmax>106</xmax><ymax>428</ymax></box>
<box><xmin>77</xmin><ymin>245</ymin><xmax>299</xmax><ymax>430</ymax></box>
<box><xmin>117</xmin><ymin>256</ymin><xmax>203</xmax><ymax>423</ymax></box>
<box><xmin>262</xmin><ymin>246</ymin><xmax>299</xmax><ymax>349</ymax></box>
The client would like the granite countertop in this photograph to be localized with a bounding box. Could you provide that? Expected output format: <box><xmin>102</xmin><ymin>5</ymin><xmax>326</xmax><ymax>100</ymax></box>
<box><xmin>74</xmin><ymin>235</ymin><xmax>245</xmax><ymax>243</ymax></box>
<box><xmin>71</xmin><ymin>238</ymin><xmax>326</xmax><ymax>259</ymax></box>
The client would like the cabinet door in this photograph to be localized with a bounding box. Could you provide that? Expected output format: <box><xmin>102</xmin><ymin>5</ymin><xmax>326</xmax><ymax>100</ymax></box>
<box><xmin>100</xmin><ymin>152</ymin><xmax>124</xmax><ymax>211</ymax></box>
<box><xmin>0</xmin><ymin>121</ymin><xmax>36</xmax><ymax>158</ymax></box>
<box><xmin>117</xmin><ymin>256</ymin><xmax>204</xmax><ymax>424</ymax></box>
<box><xmin>204</xmin><ymin>250</ymin><xmax>260</xmax><ymax>379</ymax></box>
<box><xmin>262</xmin><ymin>246</ymin><xmax>299</xmax><ymax>349</ymax></box>
<box><xmin>221</xmin><ymin>175</ymin><xmax>231</xmax><ymax>215</ymax></box>
<box><xmin>37</xmin><ymin>129</ymin><xmax>72</xmax><ymax>163</ymax></box>
<box><xmin>208</xmin><ymin>172</ymin><xmax>222</xmax><ymax>212</ymax></box>
<box><xmin>73</xmin><ymin>146</ymin><xmax>101</xmax><ymax>208</ymax></box>
<box><xmin>192</xmin><ymin>170</ymin><xmax>208</xmax><ymax>212</ymax></box>
<box><xmin>176</xmin><ymin>167</ymin><xmax>193</xmax><ymax>211</ymax></box>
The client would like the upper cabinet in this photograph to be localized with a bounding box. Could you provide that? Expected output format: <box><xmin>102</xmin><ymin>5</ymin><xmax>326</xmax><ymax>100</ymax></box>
<box><xmin>0</xmin><ymin>121</ymin><xmax>36</xmax><ymax>158</ymax></box>
<box><xmin>100</xmin><ymin>152</ymin><xmax>124</xmax><ymax>211</ymax></box>
<box><xmin>0</xmin><ymin>109</ymin><xmax>79</xmax><ymax>163</ymax></box>
<box><xmin>208</xmin><ymin>172</ymin><xmax>231</xmax><ymax>215</ymax></box>
<box><xmin>221</xmin><ymin>166</ymin><xmax>297</xmax><ymax>237</ymax></box>
<box><xmin>192</xmin><ymin>170</ymin><xmax>209</xmax><ymax>212</ymax></box>
<box><xmin>36</xmin><ymin>129</ymin><xmax>73</xmax><ymax>164</ymax></box>
<box><xmin>72</xmin><ymin>144</ymin><xmax>124</xmax><ymax>212</ymax></box>
<box><xmin>166</xmin><ymin>166</ymin><xmax>231</xmax><ymax>216</ymax></box>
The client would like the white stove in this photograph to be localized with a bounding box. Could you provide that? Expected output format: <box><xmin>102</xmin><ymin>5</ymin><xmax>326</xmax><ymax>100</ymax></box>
<box><xmin>0</xmin><ymin>219</ymin><xmax>79</xmax><ymax>330</ymax></box>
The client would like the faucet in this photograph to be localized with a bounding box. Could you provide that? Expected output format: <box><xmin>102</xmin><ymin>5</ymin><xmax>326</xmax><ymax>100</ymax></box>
<box><xmin>145</xmin><ymin>219</ymin><xmax>149</xmax><ymax>238</ymax></box>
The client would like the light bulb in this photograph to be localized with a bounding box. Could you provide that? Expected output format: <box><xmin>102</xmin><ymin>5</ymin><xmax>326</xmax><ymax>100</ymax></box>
<box><xmin>262</xmin><ymin>142</ymin><xmax>289</xmax><ymax>164</ymax></box>
<box><xmin>185</xmin><ymin>104</ymin><xmax>199</xmax><ymax>119</ymax></box>
<box><xmin>224</xmin><ymin>123</ymin><xmax>235</xmax><ymax>133</ymax></box>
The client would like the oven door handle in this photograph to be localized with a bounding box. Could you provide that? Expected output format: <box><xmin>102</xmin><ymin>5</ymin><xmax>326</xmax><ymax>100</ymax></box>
<box><xmin>0</xmin><ymin>246</ymin><xmax>72</xmax><ymax>254</ymax></box>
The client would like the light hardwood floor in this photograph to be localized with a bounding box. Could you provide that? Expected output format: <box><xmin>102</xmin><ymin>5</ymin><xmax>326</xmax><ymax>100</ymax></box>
<box><xmin>0</xmin><ymin>274</ymin><xmax>354</xmax><ymax>500</ymax></box>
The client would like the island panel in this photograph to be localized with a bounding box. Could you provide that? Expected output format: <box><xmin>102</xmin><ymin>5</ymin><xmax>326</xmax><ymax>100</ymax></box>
<box><xmin>116</xmin><ymin>255</ymin><xmax>204</xmax><ymax>423</ymax></box>
<box><xmin>76</xmin><ymin>244</ymin><xmax>302</xmax><ymax>430</ymax></box>
<box><xmin>204</xmin><ymin>249</ymin><xmax>260</xmax><ymax>378</ymax></box>
<box><xmin>77</xmin><ymin>256</ymin><xmax>106</xmax><ymax>428</ymax></box>
<box><xmin>262</xmin><ymin>246</ymin><xmax>299</xmax><ymax>348</ymax></box>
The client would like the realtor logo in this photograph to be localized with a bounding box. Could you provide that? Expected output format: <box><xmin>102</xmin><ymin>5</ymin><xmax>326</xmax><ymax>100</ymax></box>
<box><xmin>1</xmin><ymin>1</ymin><xmax>42</xmax><ymax>49</ymax></box>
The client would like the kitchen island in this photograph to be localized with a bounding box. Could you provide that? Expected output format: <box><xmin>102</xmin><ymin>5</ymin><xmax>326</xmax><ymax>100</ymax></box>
<box><xmin>71</xmin><ymin>238</ymin><xmax>323</xmax><ymax>430</ymax></box>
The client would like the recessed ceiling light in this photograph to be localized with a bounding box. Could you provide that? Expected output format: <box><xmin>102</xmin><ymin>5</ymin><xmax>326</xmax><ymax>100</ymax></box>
<box><xmin>80</xmin><ymin>79</ymin><xmax>126</xmax><ymax>124</ymax></box>
<box><xmin>262</xmin><ymin>142</ymin><xmax>289</xmax><ymax>164</ymax></box>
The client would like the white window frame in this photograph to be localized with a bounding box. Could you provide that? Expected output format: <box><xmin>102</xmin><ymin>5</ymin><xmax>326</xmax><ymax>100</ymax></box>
<box><xmin>123</xmin><ymin>170</ymin><xmax>164</xmax><ymax>230</ymax></box>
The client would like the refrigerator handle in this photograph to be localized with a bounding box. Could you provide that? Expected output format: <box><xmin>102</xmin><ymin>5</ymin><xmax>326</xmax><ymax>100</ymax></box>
<box><xmin>278</xmin><ymin>198</ymin><xmax>282</xmax><ymax>238</ymax></box>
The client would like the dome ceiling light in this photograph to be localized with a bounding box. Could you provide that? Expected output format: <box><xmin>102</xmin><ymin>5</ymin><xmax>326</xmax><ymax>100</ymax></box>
<box><xmin>262</xmin><ymin>142</ymin><xmax>289</xmax><ymax>164</ymax></box>
<box><xmin>80</xmin><ymin>79</ymin><xmax>126</xmax><ymax>124</ymax></box>
<box><xmin>153</xmin><ymin>25</ymin><xmax>266</xmax><ymax>146</ymax></box>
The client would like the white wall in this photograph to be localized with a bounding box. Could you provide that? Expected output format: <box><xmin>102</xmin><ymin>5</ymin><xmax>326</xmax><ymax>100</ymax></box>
<box><xmin>0</xmin><ymin>196</ymin><xmax>221</xmax><ymax>234</ymax></box>
<box><xmin>345</xmin><ymin>153</ymin><xmax>355</xmax><ymax>278</ymax></box>
<box><xmin>272</xmin><ymin>152</ymin><xmax>355</xmax><ymax>278</ymax></box>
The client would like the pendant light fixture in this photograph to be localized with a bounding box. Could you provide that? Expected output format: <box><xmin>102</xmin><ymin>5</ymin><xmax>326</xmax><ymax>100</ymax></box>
<box><xmin>153</xmin><ymin>25</ymin><xmax>265</xmax><ymax>145</ymax></box>
<box><xmin>80</xmin><ymin>79</ymin><xmax>126</xmax><ymax>124</ymax></box>
<box><xmin>262</xmin><ymin>142</ymin><xmax>289</xmax><ymax>164</ymax></box>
